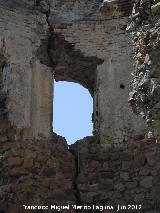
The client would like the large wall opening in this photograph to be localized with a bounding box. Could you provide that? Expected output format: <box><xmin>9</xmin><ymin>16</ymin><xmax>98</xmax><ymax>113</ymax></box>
<box><xmin>53</xmin><ymin>81</ymin><xmax>93</xmax><ymax>144</ymax></box>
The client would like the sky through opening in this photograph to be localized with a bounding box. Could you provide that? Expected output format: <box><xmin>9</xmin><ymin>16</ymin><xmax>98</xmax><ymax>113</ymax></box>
<box><xmin>53</xmin><ymin>81</ymin><xmax>93</xmax><ymax>144</ymax></box>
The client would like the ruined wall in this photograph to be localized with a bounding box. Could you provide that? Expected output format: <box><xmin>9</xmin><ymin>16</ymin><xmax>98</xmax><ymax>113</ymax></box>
<box><xmin>129</xmin><ymin>0</ymin><xmax>160</xmax><ymax>142</ymax></box>
<box><xmin>0</xmin><ymin>3</ymin><xmax>52</xmax><ymax>139</ymax></box>
<box><xmin>0</xmin><ymin>0</ymin><xmax>147</xmax><ymax>143</ymax></box>
<box><xmin>52</xmin><ymin>0</ymin><xmax>147</xmax><ymax>144</ymax></box>
<box><xmin>0</xmin><ymin>1</ymin><xmax>79</xmax><ymax>212</ymax></box>
<box><xmin>48</xmin><ymin>0</ymin><xmax>103</xmax><ymax>24</ymax></box>
<box><xmin>0</xmin><ymin>130</ymin><xmax>76</xmax><ymax>212</ymax></box>
<box><xmin>95</xmin><ymin>7</ymin><xmax>146</xmax><ymax>143</ymax></box>
<box><xmin>0</xmin><ymin>0</ymin><xmax>160</xmax><ymax>212</ymax></box>
<box><xmin>71</xmin><ymin>136</ymin><xmax>160</xmax><ymax>212</ymax></box>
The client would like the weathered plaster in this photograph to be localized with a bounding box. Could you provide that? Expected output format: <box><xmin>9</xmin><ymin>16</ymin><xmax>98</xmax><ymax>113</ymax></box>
<box><xmin>0</xmin><ymin>5</ymin><xmax>52</xmax><ymax>139</ymax></box>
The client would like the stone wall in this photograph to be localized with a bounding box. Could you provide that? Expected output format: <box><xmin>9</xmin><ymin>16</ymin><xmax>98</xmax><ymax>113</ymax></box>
<box><xmin>48</xmin><ymin>0</ymin><xmax>103</xmax><ymax>24</ymax></box>
<box><xmin>0</xmin><ymin>128</ymin><xmax>76</xmax><ymax>212</ymax></box>
<box><xmin>95</xmin><ymin>14</ymin><xmax>146</xmax><ymax>143</ymax></box>
<box><xmin>0</xmin><ymin>0</ymin><xmax>160</xmax><ymax>212</ymax></box>
<box><xmin>1</xmin><ymin>129</ymin><xmax>160</xmax><ymax>212</ymax></box>
<box><xmin>129</xmin><ymin>0</ymin><xmax>160</xmax><ymax>142</ymax></box>
<box><xmin>52</xmin><ymin>0</ymin><xmax>147</xmax><ymax>144</ymax></box>
<box><xmin>0</xmin><ymin>4</ymin><xmax>52</xmax><ymax>139</ymax></box>
<box><xmin>71</xmin><ymin>136</ymin><xmax>160</xmax><ymax>212</ymax></box>
<box><xmin>0</xmin><ymin>0</ymin><xmax>147</xmax><ymax>143</ymax></box>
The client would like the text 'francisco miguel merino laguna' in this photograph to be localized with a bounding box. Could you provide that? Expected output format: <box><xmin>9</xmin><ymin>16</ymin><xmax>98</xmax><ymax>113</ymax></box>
<box><xmin>23</xmin><ymin>204</ymin><xmax>142</xmax><ymax>211</ymax></box>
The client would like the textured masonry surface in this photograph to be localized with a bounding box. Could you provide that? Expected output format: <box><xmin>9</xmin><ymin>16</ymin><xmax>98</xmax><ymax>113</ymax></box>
<box><xmin>0</xmin><ymin>0</ymin><xmax>160</xmax><ymax>212</ymax></box>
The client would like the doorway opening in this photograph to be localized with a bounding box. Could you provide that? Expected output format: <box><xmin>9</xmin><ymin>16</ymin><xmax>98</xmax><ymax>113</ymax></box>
<box><xmin>53</xmin><ymin>81</ymin><xmax>93</xmax><ymax>144</ymax></box>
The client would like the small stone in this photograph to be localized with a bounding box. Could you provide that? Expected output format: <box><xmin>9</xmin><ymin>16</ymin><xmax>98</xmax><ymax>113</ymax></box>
<box><xmin>145</xmin><ymin>153</ymin><xmax>154</xmax><ymax>166</ymax></box>
<box><xmin>1</xmin><ymin>143</ymin><xmax>11</xmax><ymax>152</ymax></box>
<box><xmin>151</xmin><ymin>2</ymin><xmax>160</xmax><ymax>14</ymax></box>
<box><xmin>101</xmin><ymin>162</ymin><xmax>112</xmax><ymax>172</ymax></box>
<box><xmin>120</xmin><ymin>172</ymin><xmax>129</xmax><ymax>181</ymax></box>
<box><xmin>99</xmin><ymin>172</ymin><xmax>113</xmax><ymax>179</ymax></box>
<box><xmin>41</xmin><ymin>158</ymin><xmax>56</xmax><ymax>176</ymax></box>
<box><xmin>35</xmin><ymin>162</ymin><xmax>40</xmax><ymax>169</ymax></box>
<box><xmin>23</xmin><ymin>159</ymin><xmax>34</xmax><ymax>169</ymax></box>
<box><xmin>140</xmin><ymin>176</ymin><xmax>153</xmax><ymax>189</ymax></box>
<box><xmin>134</xmin><ymin>154</ymin><xmax>145</xmax><ymax>167</ymax></box>
<box><xmin>88</xmin><ymin>172</ymin><xmax>97</xmax><ymax>183</ymax></box>
<box><xmin>151</xmin><ymin>169</ymin><xmax>157</xmax><ymax>176</ymax></box>
<box><xmin>0</xmin><ymin>136</ymin><xmax>8</xmax><ymax>142</ymax></box>
<box><xmin>89</xmin><ymin>147</ymin><xmax>97</xmax><ymax>154</ymax></box>
<box><xmin>114</xmin><ymin>183</ymin><xmax>125</xmax><ymax>192</ymax></box>
<box><xmin>134</xmin><ymin>194</ymin><xmax>144</xmax><ymax>203</ymax></box>
<box><xmin>42</xmin><ymin>178</ymin><xmax>51</xmax><ymax>188</ymax></box>
<box><xmin>46</xmin><ymin>158</ymin><xmax>55</xmax><ymax>169</ymax></box>
<box><xmin>113</xmin><ymin>191</ymin><xmax>122</xmax><ymax>199</ymax></box>
<box><xmin>144</xmin><ymin>54</ymin><xmax>150</xmax><ymax>64</ymax></box>
<box><xmin>88</xmin><ymin>160</ymin><xmax>100</xmax><ymax>169</ymax></box>
<box><xmin>7</xmin><ymin>157</ymin><xmax>23</xmax><ymax>167</ymax></box>
<box><xmin>139</xmin><ymin>167</ymin><xmax>150</xmax><ymax>176</ymax></box>
<box><xmin>25</xmin><ymin>150</ymin><xmax>37</xmax><ymax>159</ymax></box>
<box><xmin>99</xmin><ymin>180</ymin><xmax>114</xmax><ymax>191</ymax></box>
<box><xmin>9</xmin><ymin>167</ymin><xmax>27</xmax><ymax>177</ymax></box>
<box><xmin>126</xmin><ymin>181</ymin><xmax>138</xmax><ymax>189</ymax></box>
<box><xmin>0</xmin><ymin>200</ymin><xmax>7</xmax><ymax>212</ymax></box>
<box><xmin>155</xmin><ymin>162</ymin><xmax>160</xmax><ymax>170</ymax></box>
<box><xmin>78</xmin><ymin>173</ymin><xmax>87</xmax><ymax>184</ymax></box>
<box><xmin>40</xmin><ymin>1</ymin><xmax>50</xmax><ymax>13</ymax></box>
<box><xmin>137</xmin><ymin>52</ymin><xmax>142</xmax><ymax>58</ymax></box>
<box><xmin>110</xmin><ymin>154</ymin><xmax>119</xmax><ymax>161</ymax></box>
<box><xmin>121</xmin><ymin>161</ymin><xmax>131</xmax><ymax>170</ymax></box>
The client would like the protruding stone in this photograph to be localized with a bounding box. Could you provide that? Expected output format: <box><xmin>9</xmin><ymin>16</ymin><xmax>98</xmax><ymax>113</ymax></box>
<box><xmin>114</xmin><ymin>183</ymin><xmax>125</xmax><ymax>192</ymax></box>
<box><xmin>9</xmin><ymin>167</ymin><xmax>27</xmax><ymax>177</ymax></box>
<box><xmin>23</xmin><ymin>159</ymin><xmax>34</xmax><ymax>169</ymax></box>
<box><xmin>145</xmin><ymin>152</ymin><xmax>154</xmax><ymax>166</ymax></box>
<box><xmin>120</xmin><ymin>172</ymin><xmax>129</xmax><ymax>181</ymax></box>
<box><xmin>7</xmin><ymin>157</ymin><xmax>23</xmax><ymax>167</ymax></box>
<box><xmin>140</xmin><ymin>176</ymin><xmax>153</xmax><ymax>189</ymax></box>
<box><xmin>134</xmin><ymin>194</ymin><xmax>144</xmax><ymax>203</ymax></box>
<box><xmin>151</xmin><ymin>2</ymin><xmax>160</xmax><ymax>14</ymax></box>
<box><xmin>126</xmin><ymin>181</ymin><xmax>138</xmax><ymax>189</ymax></box>
<box><xmin>139</xmin><ymin>167</ymin><xmax>150</xmax><ymax>176</ymax></box>
<box><xmin>0</xmin><ymin>136</ymin><xmax>8</xmax><ymax>142</ymax></box>
<box><xmin>25</xmin><ymin>150</ymin><xmax>37</xmax><ymax>159</ymax></box>
<box><xmin>122</xmin><ymin>161</ymin><xmax>131</xmax><ymax>170</ymax></box>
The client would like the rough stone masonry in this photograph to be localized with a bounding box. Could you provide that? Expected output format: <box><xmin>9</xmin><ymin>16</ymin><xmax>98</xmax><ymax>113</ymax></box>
<box><xmin>0</xmin><ymin>0</ymin><xmax>160</xmax><ymax>212</ymax></box>
<box><xmin>129</xmin><ymin>0</ymin><xmax>160</xmax><ymax>143</ymax></box>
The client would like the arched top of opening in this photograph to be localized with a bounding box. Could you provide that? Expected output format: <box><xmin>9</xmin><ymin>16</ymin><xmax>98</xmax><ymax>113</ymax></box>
<box><xmin>53</xmin><ymin>81</ymin><xmax>93</xmax><ymax>144</ymax></box>
<box><xmin>49</xmin><ymin>33</ymin><xmax>104</xmax><ymax>96</ymax></box>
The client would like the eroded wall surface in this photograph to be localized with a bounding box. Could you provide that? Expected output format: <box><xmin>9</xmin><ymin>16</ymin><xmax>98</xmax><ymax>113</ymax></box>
<box><xmin>0</xmin><ymin>130</ymin><xmax>76</xmax><ymax>212</ymax></box>
<box><xmin>0</xmin><ymin>3</ymin><xmax>52</xmax><ymax>139</ymax></box>
<box><xmin>0</xmin><ymin>0</ymin><xmax>147</xmax><ymax>143</ymax></box>
<box><xmin>71</xmin><ymin>136</ymin><xmax>160</xmax><ymax>212</ymax></box>
<box><xmin>52</xmin><ymin>0</ymin><xmax>147</xmax><ymax>144</ymax></box>
<box><xmin>0</xmin><ymin>0</ymin><xmax>160</xmax><ymax>212</ymax></box>
<box><xmin>95</xmin><ymin>13</ymin><xmax>146</xmax><ymax>143</ymax></box>
<box><xmin>0</xmin><ymin>2</ymin><xmax>78</xmax><ymax>212</ymax></box>
<box><xmin>129</xmin><ymin>0</ymin><xmax>160</xmax><ymax>143</ymax></box>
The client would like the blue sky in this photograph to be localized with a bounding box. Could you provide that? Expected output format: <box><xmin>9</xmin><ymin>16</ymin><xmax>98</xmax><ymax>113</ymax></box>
<box><xmin>53</xmin><ymin>81</ymin><xmax>93</xmax><ymax>144</ymax></box>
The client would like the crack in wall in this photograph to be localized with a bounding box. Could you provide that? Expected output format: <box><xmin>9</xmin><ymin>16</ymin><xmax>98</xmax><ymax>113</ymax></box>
<box><xmin>37</xmin><ymin>5</ymin><xmax>82</xmax><ymax>207</ymax></box>
<box><xmin>0</xmin><ymin>53</ymin><xmax>8</xmax><ymax>120</ymax></box>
